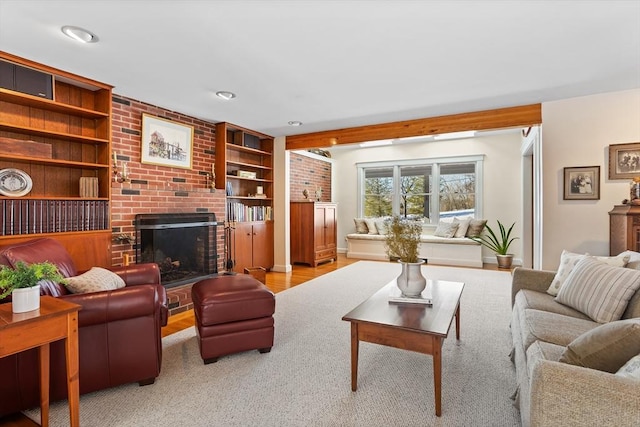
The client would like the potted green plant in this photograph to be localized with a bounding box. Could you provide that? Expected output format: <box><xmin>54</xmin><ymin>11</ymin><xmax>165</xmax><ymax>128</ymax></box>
<box><xmin>470</xmin><ymin>220</ymin><xmax>518</xmax><ymax>268</ymax></box>
<box><xmin>383</xmin><ymin>216</ymin><xmax>426</xmax><ymax>297</ymax></box>
<box><xmin>0</xmin><ymin>261</ymin><xmax>64</xmax><ymax>313</ymax></box>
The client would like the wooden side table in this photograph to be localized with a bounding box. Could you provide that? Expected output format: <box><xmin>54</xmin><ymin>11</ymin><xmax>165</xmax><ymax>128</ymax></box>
<box><xmin>0</xmin><ymin>296</ymin><xmax>81</xmax><ymax>427</ymax></box>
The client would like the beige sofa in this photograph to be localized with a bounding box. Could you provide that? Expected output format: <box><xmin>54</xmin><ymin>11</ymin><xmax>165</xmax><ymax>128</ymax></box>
<box><xmin>510</xmin><ymin>266</ymin><xmax>640</xmax><ymax>427</ymax></box>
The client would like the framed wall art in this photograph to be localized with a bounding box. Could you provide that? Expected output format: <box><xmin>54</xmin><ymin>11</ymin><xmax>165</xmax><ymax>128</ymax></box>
<box><xmin>141</xmin><ymin>114</ymin><xmax>194</xmax><ymax>169</ymax></box>
<box><xmin>608</xmin><ymin>142</ymin><xmax>640</xmax><ymax>180</ymax></box>
<box><xmin>563</xmin><ymin>166</ymin><xmax>600</xmax><ymax>200</ymax></box>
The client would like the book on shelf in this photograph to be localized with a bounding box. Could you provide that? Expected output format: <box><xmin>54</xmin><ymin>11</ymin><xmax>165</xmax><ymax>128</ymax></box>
<box><xmin>388</xmin><ymin>285</ymin><xmax>433</xmax><ymax>305</ymax></box>
<box><xmin>0</xmin><ymin>199</ymin><xmax>109</xmax><ymax>236</ymax></box>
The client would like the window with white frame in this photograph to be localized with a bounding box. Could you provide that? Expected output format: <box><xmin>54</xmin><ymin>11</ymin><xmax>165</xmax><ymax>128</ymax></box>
<box><xmin>358</xmin><ymin>156</ymin><xmax>483</xmax><ymax>223</ymax></box>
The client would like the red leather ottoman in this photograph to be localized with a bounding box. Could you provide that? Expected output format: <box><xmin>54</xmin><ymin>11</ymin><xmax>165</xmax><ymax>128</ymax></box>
<box><xmin>191</xmin><ymin>274</ymin><xmax>275</xmax><ymax>364</ymax></box>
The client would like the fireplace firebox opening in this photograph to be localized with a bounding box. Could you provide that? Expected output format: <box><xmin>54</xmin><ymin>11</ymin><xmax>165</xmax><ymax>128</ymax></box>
<box><xmin>134</xmin><ymin>213</ymin><xmax>218</xmax><ymax>288</ymax></box>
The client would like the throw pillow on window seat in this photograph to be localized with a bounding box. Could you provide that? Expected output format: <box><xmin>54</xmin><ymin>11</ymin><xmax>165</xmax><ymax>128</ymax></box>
<box><xmin>353</xmin><ymin>218</ymin><xmax>368</xmax><ymax>234</ymax></box>
<box><xmin>433</xmin><ymin>221</ymin><xmax>459</xmax><ymax>238</ymax></box>
<box><xmin>465</xmin><ymin>219</ymin><xmax>487</xmax><ymax>238</ymax></box>
<box><xmin>364</xmin><ymin>218</ymin><xmax>378</xmax><ymax>235</ymax></box>
<box><xmin>452</xmin><ymin>217</ymin><xmax>471</xmax><ymax>238</ymax></box>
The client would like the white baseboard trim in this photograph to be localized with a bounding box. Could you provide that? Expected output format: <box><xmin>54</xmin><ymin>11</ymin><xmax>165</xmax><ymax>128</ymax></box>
<box><xmin>271</xmin><ymin>264</ymin><xmax>292</xmax><ymax>273</ymax></box>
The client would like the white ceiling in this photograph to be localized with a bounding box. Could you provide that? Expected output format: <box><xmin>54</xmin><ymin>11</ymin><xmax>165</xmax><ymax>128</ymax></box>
<box><xmin>1</xmin><ymin>0</ymin><xmax>639</xmax><ymax>138</ymax></box>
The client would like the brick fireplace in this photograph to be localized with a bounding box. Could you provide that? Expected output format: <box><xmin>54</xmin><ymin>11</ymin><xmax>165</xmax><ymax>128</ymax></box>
<box><xmin>110</xmin><ymin>94</ymin><xmax>226</xmax><ymax>316</ymax></box>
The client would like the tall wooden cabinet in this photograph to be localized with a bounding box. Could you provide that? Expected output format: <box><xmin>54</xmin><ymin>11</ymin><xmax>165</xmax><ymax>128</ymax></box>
<box><xmin>609</xmin><ymin>204</ymin><xmax>640</xmax><ymax>255</ymax></box>
<box><xmin>290</xmin><ymin>201</ymin><xmax>337</xmax><ymax>267</ymax></box>
<box><xmin>214</xmin><ymin>122</ymin><xmax>274</xmax><ymax>273</ymax></box>
<box><xmin>0</xmin><ymin>51</ymin><xmax>113</xmax><ymax>268</ymax></box>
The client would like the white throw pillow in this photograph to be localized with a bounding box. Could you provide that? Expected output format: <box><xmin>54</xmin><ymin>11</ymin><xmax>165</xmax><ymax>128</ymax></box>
<box><xmin>616</xmin><ymin>354</ymin><xmax>640</xmax><ymax>379</ymax></box>
<box><xmin>353</xmin><ymin>218</ymin><xmax>368</xmax><ymax>234</ymax></box>
<box><xmin>364</xmin><ymin>218</ymin><xmax>378</xmax><ymax>235</ymax></box>
<box><xmin>547</xmin><ymin>250</ymin><xmax>586</xmax><ymax>296</ymax></box>
<box><xmin>617</xmin><ymin>250</ymin><xmax>640</xmax><ymax>270</ymax></box>
<box><xmin>452</xmin><ymin>218</ymin><xmax>471</xmax><ymax>238</ymax></box>
<box><xmin>593</xmin><ymin>254</ymin><xmax>630</xmax><ymax>267</ymax></box>
<box><xmin>555</xmin><ymin>257</ymin><xmax>640</xmax><ymax>323</ymax></box>
<box><xmin>375</xmin><ymin>218</ymin><xmax>389</xmax><ymax>235</ymax></box>
<box><xmin>433</xmin><ymin>221</ymin><xmax>459</xmax><ymax>238</ymax></box>
<box><xmin>64</xmin><ymin>267</ymin><xmax>126</xmax><ymax>294</ymax></box>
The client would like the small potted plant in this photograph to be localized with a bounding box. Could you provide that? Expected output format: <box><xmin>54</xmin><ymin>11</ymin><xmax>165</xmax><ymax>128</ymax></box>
<box><xmin>383</xmin><ymin>216</ymin><xmax>426</xmax><ymax>297</ymax></box>
<box><xmin>470</xmin><ymin>220</ymin><xmax>518</xmax><ymax>268</ymax></box>
<box><xmin>0</xmin><ymin>261</ymin><xmax>64</xmax><ymax>313</ymax></box>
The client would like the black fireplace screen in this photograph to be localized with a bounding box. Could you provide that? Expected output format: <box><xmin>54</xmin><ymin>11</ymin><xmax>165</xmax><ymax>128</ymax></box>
<box><xmin>134</xmin><ymin>213</ymin><xmax>218</xmax><ymax>288</ymax></box>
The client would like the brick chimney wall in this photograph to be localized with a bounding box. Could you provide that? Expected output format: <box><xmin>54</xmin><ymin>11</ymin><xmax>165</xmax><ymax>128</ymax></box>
<box><xmin>290</xmin><ymin>152</ymin><xmax>332</xmax><ymax>202</ymax></box>
<box><xmin>110</xmin><ymin>95</ymin><xmax>226</xmax><ymax>314</ymax></box>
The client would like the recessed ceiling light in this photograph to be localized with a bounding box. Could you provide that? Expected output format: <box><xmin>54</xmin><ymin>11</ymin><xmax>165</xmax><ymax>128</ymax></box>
<box><xmin>359</xmin><ymin>139</ymin><xmax>393</xmax><ymax>148</ymax></box>
<box><xmin>215</xmin><ymin>91</ymin><xmax>236</xmax><ymax>100</ymax></box>
<box><xmin>61</xmin><ymin>26</ymin><xmax>99</xmax><ymax>43</ymax></box>
<box><xmin>433</xmin><ymin>131</ymin><xmax>477</xmax><ymax>141</ymax></box>
<box><xmin>288</xmin><ymin>121</ymin><xmax>302</xmax><ymax>126</ymax></box>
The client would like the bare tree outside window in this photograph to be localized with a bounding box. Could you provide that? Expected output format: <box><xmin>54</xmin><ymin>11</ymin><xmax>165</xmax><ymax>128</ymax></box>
<box><xmin>360</xmin><ymin>160</ymin><xmax>479</xmax><ymax>222</ymax></box>
<box><xmin>439</xmin><ymin>163</ymin><xmax>475</xmax><ymax>218</ymax></box>
<box><xmin>364</xmin><ymin>168</ymin><xmax>393</xmax><ymax>217</ymax></box>
<box><xmin>400</xmin><ymin>165</ymin><xmax>431</xmax><ymax>220</ymax></box>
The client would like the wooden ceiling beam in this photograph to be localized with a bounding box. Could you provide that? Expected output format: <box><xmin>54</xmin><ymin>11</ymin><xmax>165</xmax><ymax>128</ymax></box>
<box><xmin>285</xmin><ymin>103</ymin><xmax>541</xmax><ymax>150</ymax></box>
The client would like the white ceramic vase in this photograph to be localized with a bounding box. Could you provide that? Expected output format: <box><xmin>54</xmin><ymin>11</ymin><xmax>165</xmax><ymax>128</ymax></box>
<box><xmin>11</xmin><ymin>285</ymin><xmax>41</xmax><ymax>313</ymax></box>
<box><xmin>396</xmin><ymin>260</ymin><xmax>427</xmax><ymax>297</ymax></box>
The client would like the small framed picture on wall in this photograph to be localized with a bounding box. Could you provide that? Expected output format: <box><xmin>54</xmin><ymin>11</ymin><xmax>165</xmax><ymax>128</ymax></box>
<box><xmin>608</xmin><ymin>142</ymin><xmax>640</xmax><ymax>180</ymax></box>
<box><xmin>141</xmin><ymin>114</ymin><xmax>194</xmax><ymax>169</ymax></box>
<box><xmin>563</xmin><ymin>166</ymin><xmax>600</xmax><ymax>200</ymax></box>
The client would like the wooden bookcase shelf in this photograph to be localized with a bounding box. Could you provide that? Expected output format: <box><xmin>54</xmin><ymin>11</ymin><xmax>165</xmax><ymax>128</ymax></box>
<box><xmin>215</xmin><ymin>122</ymin><xmax>274</xmax><ymax>273</ymax></box>
<box><xmin>0</xmin><ymin>51</ymin><xmax>113</xmax><ymax>265</ymax></box>
<box><xmin>0</xmin><ymin>88</ymin><xmax>109</xmax><ymax>119</ymax></box>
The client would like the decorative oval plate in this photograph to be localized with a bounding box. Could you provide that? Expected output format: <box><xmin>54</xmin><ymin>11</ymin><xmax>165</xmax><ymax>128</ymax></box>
<box><xmin>0</xmin><ymin>168</ymin><xmax>33</xmax><ymax>197</ymax></box>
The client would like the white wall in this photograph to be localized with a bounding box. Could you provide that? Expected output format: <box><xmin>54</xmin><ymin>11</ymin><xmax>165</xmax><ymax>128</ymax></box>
<box><xmin>328</xmin><ymin>132</ymin><xmax>524</xmax><ymax>264</ymax></box>
<box><xmin>541</xmin><ymin>89</ymin><xmax>640</xmax><ymax>269</ymax></box>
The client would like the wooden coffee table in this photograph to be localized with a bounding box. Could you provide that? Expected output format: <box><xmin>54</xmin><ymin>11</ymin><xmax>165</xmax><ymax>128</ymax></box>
<box><xmin>342</xmin><ymin>279</ymin><xmax>464</xmax><ymax>417</ymax></box>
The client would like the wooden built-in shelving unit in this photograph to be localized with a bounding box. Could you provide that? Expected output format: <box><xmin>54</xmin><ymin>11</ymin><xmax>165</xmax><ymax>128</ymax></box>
<box><xmin>0</xmin><ymin>51</ymin><xmax>113</xmax><ymax>267</ymax></box>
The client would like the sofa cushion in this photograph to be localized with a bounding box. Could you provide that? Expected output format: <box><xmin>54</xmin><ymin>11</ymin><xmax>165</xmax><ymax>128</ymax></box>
<box><xmin>64</xmin><ymin>267</ymin><xmax>126</xmax><ymax>294</ymax></box>
<box><xmin>434</xmin><ymin>221</ymin><xmax>459</xmax><ymax>238</ymax></box>
<box><xmin>547</xmin><ymin>250</ymin><xmax>586</xmax><ymax>296</ymax></box>
<box><xmin>520</xmin><ymin>309</ymin><xmax>597</xmax><ymax>350</ymax></box>
<box><xmin>353</xmin><ymin>218</ymin><xmax>368</xmax><ymax>234</ymax></box>
<box><xmin>465</xmin><ymin>219</ymin><xmax>487</xmax><ymax>237</ymax></box>
<box><xmin>556</xmin><ymin>257</ymin><xmax>640</xmax><ymax>323</ymax></box>
<box><xmin>514</xmin><ymin>289</ymin><xmax>590</xmax><ymax>321</ymax></box>
<box><xmin>616</xmin><ymin>354</ymin><xmax>640</xmax><ymax>379</ymax></box>
<box><xmin>559</xmin><ymin>318</ymin><xmax>640</xmax><ymax>373</ymax></box>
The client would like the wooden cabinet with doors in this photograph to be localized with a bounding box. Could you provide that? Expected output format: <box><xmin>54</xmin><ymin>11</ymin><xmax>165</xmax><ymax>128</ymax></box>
<box><xmin>609</xmin><ymin>204</ymin><xmax>640</xmax><ymax>255</ymax></box>
<box><xmin>215</xmin><ymin>122</ymin><xmax>274</xmax><ymax>273</ymax></box>
<box><xmin>231</xmin><ymin>221</ymin><xmax>274</xmax><ymax>273</ymax></box>
<box><xmin>290</xmin><ymin>201</ymin><xmax>337</xmax><ymax>267</ymax></box>
<box><xmin>0</xmin><ymin>51</ymin><xmax>113</xmax><ymax>268</ymax></box>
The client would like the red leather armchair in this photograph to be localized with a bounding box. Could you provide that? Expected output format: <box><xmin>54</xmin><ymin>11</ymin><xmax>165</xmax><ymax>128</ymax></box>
<box><xmin>0</xmin><ymin>238</ymin><xmax>168</xmax><ymax>417</ymax></box>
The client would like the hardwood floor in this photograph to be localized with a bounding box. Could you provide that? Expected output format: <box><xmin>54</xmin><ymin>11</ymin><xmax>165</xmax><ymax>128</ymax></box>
<box><xmin>162</xmin><ymin>254</ymin><xmax>359</xmax><ymax>337</ymax></box>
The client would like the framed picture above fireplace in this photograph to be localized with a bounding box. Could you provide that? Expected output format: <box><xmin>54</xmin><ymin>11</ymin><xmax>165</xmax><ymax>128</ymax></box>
<box><xmin>141</xmin><ymin>114</ymin><xmax>194</xmax><ymax>169</ymax></box>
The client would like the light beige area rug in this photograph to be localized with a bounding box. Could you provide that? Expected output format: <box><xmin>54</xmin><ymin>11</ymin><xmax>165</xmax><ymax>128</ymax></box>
<box><xmin>27</xmin><ymin>261</ymin><xmax>520</xmax><ymax>426</ymax></box>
